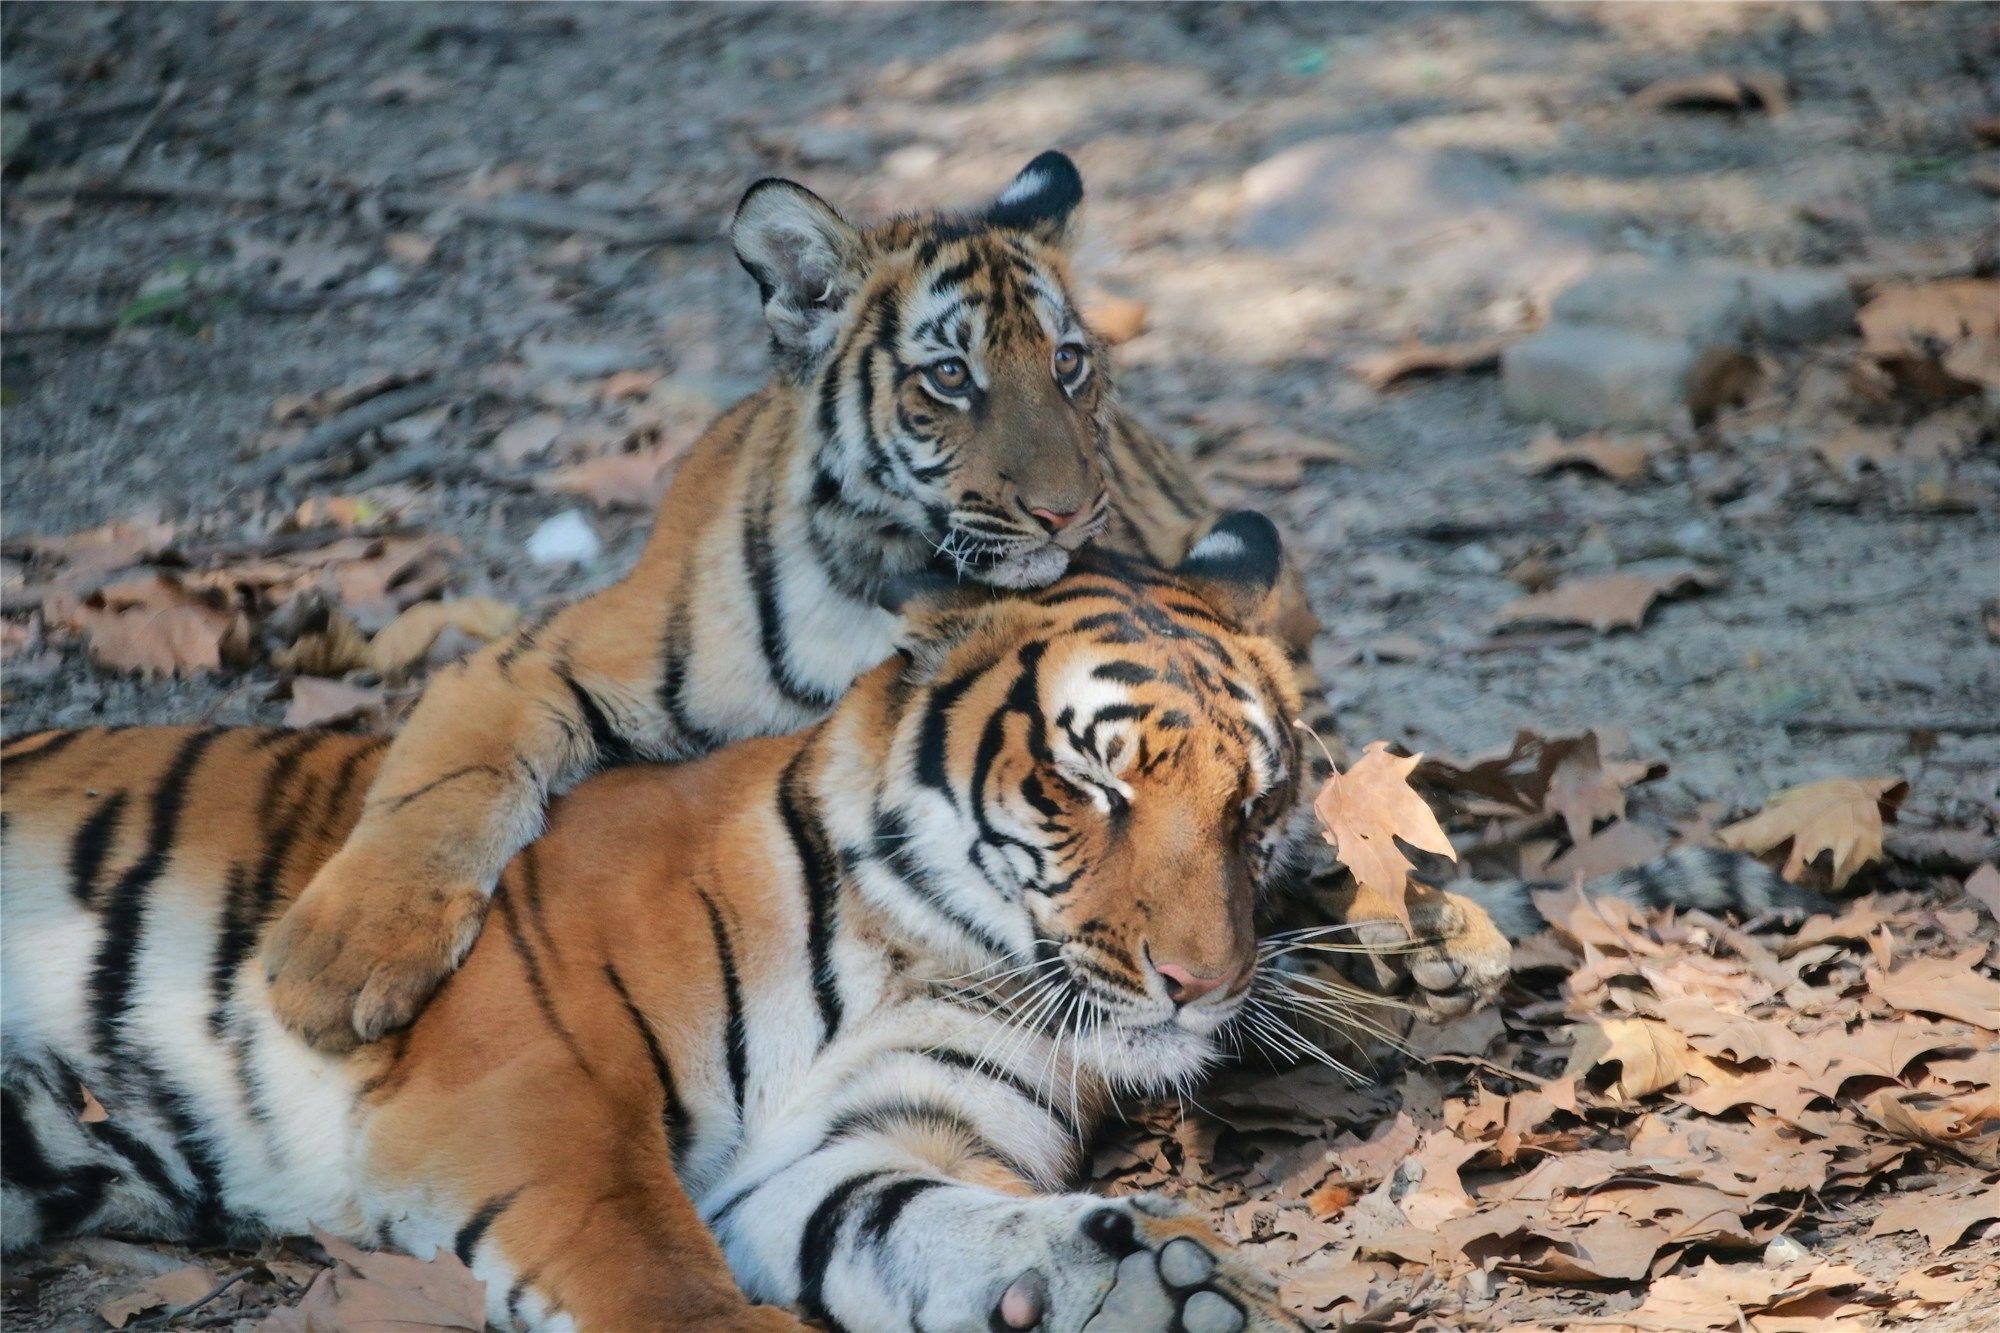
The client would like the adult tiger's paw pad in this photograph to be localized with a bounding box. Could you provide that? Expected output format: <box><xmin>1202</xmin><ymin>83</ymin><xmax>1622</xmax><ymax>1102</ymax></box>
<box><xmin>262</xmin><ymin>864</ymin><xmax>488</xmax><ymax>1052</ymax></box>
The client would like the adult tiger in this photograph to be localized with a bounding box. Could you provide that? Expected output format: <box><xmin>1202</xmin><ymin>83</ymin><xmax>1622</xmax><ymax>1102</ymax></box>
<box><xmin>259</xmin><ymin>149</ymin><xmax>1512</xmax><ymax>1053</ymax></box>
<box><xmin>3</xmin><ymin>532</ymin><xmax>1323</xmax><ymax>1333</ymax></box>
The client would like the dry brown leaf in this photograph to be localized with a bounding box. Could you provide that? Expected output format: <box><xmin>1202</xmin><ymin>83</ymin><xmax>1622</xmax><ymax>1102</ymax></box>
<box><xmin>75</xmin><ymin>576</ymin><xmax>253</xmax><ymax>678</ymax></box>
<box><xmin>1872</xmin><ymin>952</ymin><xmax>2000</xmax><ymax>1031</ymax></box>
<box><xmin>1543</xmin><ymin>819</ymin><xmax>1669</xmax><ymax>885</ymax></box>
<box><xmin>1870</xmin><ymin>1181</ymin><xmax>2000</xmax><ymax>1252</ymax></box>
<box><xmin>1862</xmin><ymin>1086</ymin><xmax>2000</xmax><ymax>1166</ymax></box>
<box><xmin>1306</xmin><ymin>1178</ymin><xmax>1355</xmax><ymax>1221</ymax></box>
<box><xmin>537</xmin><ymin>446</ymin><xmax>682</xmax><ymax>510</ymax></box>
<box><xmin>1083</xmin><ymin>295</ymin><xmax>1149</xmax><ymax>345</ymax></box>
<box><xmin>12</xmin><ymin>518</ymin><xmax>176</xmax><ymax>582</ymax></box>
<box><xmin>491</xmin><ymin>411</ymin><xmax>564</xmax><ymax>467</ymax></box>
<box><xmin>1966</xmin><ymin>865</ymin><xmax>2000</xmax><ymax>920</ymax></box>
<box><xmin>1313</xmin><ymin>741</ymin><xmax>1457</xmax><ymax>927</ymax></box>
<box><xmin>1894</xmin><ymin>1264</ymin><xmax>1984</xmax><ymax>1305</ymax></box>
<box><xmin>384</xmin><ymin>231</ymin><xmax>437</xmax><ymax>266</ymax></box>
<box><xmin>367</xmin><ymin>597</ymin><xmax>520</xmax><ymax>676</ymax></box>
<box><xmin>1632</xmin><ymin>69</ymin><xmax>1789</xmax><ymax>117</ymax></box>
<box><xmin>98</xmin><ymin>1266</ymin><xmax>219</xmax><ymax>1329</ymax></box>
<box><xmin>1568</xmin><ymin>1016</ymin><xmax>1692</xmax><ymax>1101</ymax></box>
<box><xmin>260</xmin><ymin>1233</ymin><xmax>483</xmax><ymax>1332</ymax></box>
<box><xmin>292</xmin><ymin>496</ymin><xmax>388</xmax><ymax>530</ymax></box>
<box><xmin>273</xmin><ymin>605</ymin><xmax>372</xmax><ymax>678</ymax></box>
<box><xmin>1508</xmin><ymin>432</ymin><xmax>1655</xmax><ymax>484</ymax></box>
<box><xmin>286</xmin><ymin>679</ymin><xmax>385</xmax><ymax>730</ymax></box>
<box><xmin>78</xmin><ymin>1083</ymin><xmax>108</xmax><ymax>1124</ymax></box>
<box><xmin>1350</xmin><ymin>336</ymin><xmax>1510</xmax><ymax>390</ymax></box>
<box><xmin>1717</xmin><ymin>776</ymin><xmax>1908</xmax><ymax>890</ymax></box>
<box><xmin>1814</xmin><ymin>426</ymin><xmax>1901</xmax><ymax>477</ymax></box>
<box><xmin>1857</xmin><ymin>279</ymin><xmax>2000</xmax><ymax>399</ymax></box>
<box><xmin>1492</xmin><ymin>565</ymin><xmax>1722</xmax><ymax>635</ymax></box>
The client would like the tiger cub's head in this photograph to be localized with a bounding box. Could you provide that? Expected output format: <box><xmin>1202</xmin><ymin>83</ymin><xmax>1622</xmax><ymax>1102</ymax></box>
<box><xmin>854</xmin><ymin>512</ymin><xmax>1315</xmax><ymax>1091</ymax></box>
<box><xmin>732</xmin><ymin>151</ymin><xmax>1110</xmax><ymax>589</ymax></box>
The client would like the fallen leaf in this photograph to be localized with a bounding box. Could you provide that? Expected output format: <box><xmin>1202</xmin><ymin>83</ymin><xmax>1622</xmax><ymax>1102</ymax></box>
<box><xmin>78</xmin><ymin>1083</ymin><xmax>107</xmax><ymax>1124</ymax></box>
<box><xmin>10</xmin><ymin>518</ymin><xmax>176</xmax><ymax>581</ymax></box>
<box><xmin>537</xmin><ymin>446</ymin><xmax>682</xmax><ymax>510</ymax></box>
<box><xmin>1870</xmin><ymin>1181</ymin><xmax>2000</xmax><ymax>1252</ymax></box>
<box><xmin>1492</xmin><ymin>565</ymin><xmax>1723</xmax><ymax>634</ymax></box>
<box><xmin>1508</xmin><ymin>432</ymin><xmax>1655</xmax><ymax>483</ymax></box>
<box><xmin>1543</xmin><ymin>818</ymin><xmax>1669</xmax><ymax>884</ymax></box>
<box><xmin>1313</xmin><ymin>741</ymin><xmax>1458</xmax><ymax>927</ymax></box>
<box><xmin>98</xmin><ymin>1266</ymin><xmax>218</xmax><ymax>1329</ymax></box>
<box><xmin>1861</xmin><ymin>1086</ymin><xmax>2000</xmax><ymax>1166</ymax></box>
<box><xmin>1966</xmin><ymin>865</ymin><xmax>2000</xmax><ymax>920</ymax></box>
<box><xmin>1871</xmin><ymin>952</ymin><xmax>2000</xmax><ymax>1031</ymax></box>
<box><xmin>1717</xmin><ymin>776</ymin><xmax>1909</xmax><ymax>890</ymax></box>
<box><xmin>1894</xmin><ymin>1264</ymin><xmax>1984</xmax><ymax>1305</ymax></box>
<box><xmin>1306</xmin><ymin>1178</ymin><xmax>1355</xmax><ymax>1221</ymax></box>
<box><xmin>1083</xmin><ymin>295</ymin><xmax>1149</xmax><ymax>345</ymax></box>
<box><xmin>1569</xmin><ymin>1017</ymin><xmax>1693</xmax><ymax>1100</ymax></box>
<box><xmin>1632</xmin><ymin>69</ymin><xmax>1789</xmax><ymax>117</ymax></box>
<box><xmin>491</xmin><ymin>412</ymin><xmax>565</xmax><ymax>467</ymax></box>
<box><xmin>260</xmin><ymin>1234</ymin><xmax>483</xmax><ymax>1332</ymax></box>
<box><xmin>1857</xmin><ymin>279</ymin><xmax>2000</xmax><ymax>400</ymax></box>
<box><xmin>1814</xmin><ymin>426</ymin><xmax>1901</xmax><ymax>476</ymax></box>
<box><xmin>1350</xmin><ymin>336</ymin><xmax>1511</xmax><ymax>390</ymax></box>
<box><xmin>367</xmin><ymin>597</ymin><xmax>520</xmax><ymax>676</ymax></box>
<box><xmin>384</xmin><ymin>231</ymin><xmax>437</xmax><ymax>266</ymax></box>
<box><xmin>286</xmin><ymin>679</ymin><xmax>385</xmax><ymax>729</ymax></box>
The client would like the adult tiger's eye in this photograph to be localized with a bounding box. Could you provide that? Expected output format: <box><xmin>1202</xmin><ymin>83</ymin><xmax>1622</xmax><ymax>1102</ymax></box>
<box><xmin>1053</xmin><ymin>343</ymin><xmax>1086</xmax><ymax>380</ymax></box>
<box><xmin>927</xmin><ymin>358</ymin><xmax>970</xmax><ymax>393</ymax></box>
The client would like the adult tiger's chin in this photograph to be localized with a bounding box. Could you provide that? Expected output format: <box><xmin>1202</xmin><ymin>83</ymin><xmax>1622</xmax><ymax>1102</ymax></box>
<box><xmin>1088</xmin><ymin>1018</ymin><xmax>1228</xmax><ymax>1095</ymax></box>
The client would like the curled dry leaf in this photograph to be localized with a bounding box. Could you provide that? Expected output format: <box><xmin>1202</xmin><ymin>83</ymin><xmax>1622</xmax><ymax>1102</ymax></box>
<box><xmin>1350</xmin><ymin>336</ymin><xmax>1511</xmax><ymax>391</ymax></box>
<box><xmin>1870</xmin><ymin>1181</ymin><xmax>2000</xmax><ymax>1253</ymax></box>
<box><xmin>1632</xmin><ymin>69</ymin><xmax>1789</xmax><ymax>117</ymax></box>
<box><xmin>1082</xmin><ymin>294</ymin><xmax>1149</xmax><ymax>345</ymax></box>
<box><xmin>1507</xmin><ymin>432</ymin><xmax>1654</xmax><ymax>484</ymax></box>
<box><xmin>490</xmin><ymin>411</ymin><xmax>565</xmax><ymax>467</ymax></box>
<box><xmin>537</xmin><ymin>445</ymin><xmax>683</xmax><ymax>510</ymax></box>
<box><xmin>1492</xmin><ymin>564</ymin><xmax>1723</xmax><ymax>635</ymax></box>
<box><xmin>1717</xmin><ymin>776</ymin><xmax>1908</xmax><ymax>890</ymax></box>
<box><xmin>368</xmin><ymin>597</ymin><xmax>520</xmax><ymax>676</ymax></box>
<box><xmin>1313</xmin><ymin>741</ymin><xmax>1457</xmax><ymax>928</ymax></box>
<box><xmin>98</xmin><ymin>1265</ymin><xmax>221</xmax><ymax>1330</ymax></box>
<box><xmin>260</xmin><ymin>1233</ymin><xmax>483</xmax><ymax>1332</ymax></box>
<box><xmin>286</xmin><ymin>678</ymin><xmax>385</xmax><ymax>730</ymax></box>
<box><xmin>1566</xmin><ymin>1016</ymin><xmax>1692</xmax><ymax>1101</ymax></box>
<box><xmin>1857</xmin><ymin>279</ymin><xmax>2000</xmax><ymax>399</ymax></box>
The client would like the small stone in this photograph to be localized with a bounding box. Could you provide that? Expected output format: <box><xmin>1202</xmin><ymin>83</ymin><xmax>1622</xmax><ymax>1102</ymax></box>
<box><xmin>1670</xmin><ymin>520</ymin><xmax>1728</xmax><ymax>562</ymax></box>
<box><xmin>1763</xmin><ymin>1235</ymin><xmax>1811</xmax><ymax>1267</ymax></box>
<box><xmin>1501</xmin><ymin>325</ymin><xmax>1696</xmax><ymax>429</ymax></box>
<box><xmin>526</xmin><ymin>510</ymin><xmax>601</xmax><ymax>567</ymax></box>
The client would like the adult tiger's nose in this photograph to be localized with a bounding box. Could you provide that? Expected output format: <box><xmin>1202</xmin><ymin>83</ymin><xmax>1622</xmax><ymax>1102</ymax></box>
<box><xmin>1030</xmin><ymin>503</ymin><xmax>1090</xmax><ymax>532</ymax></box>
<box><xmin>1155</xmin><ymin>961</ymin><xmax>1230</xmax><ymax>1007</ymax></box>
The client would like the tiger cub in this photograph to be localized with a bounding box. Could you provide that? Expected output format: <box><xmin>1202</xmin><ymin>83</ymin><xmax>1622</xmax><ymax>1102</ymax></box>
<box><xmin>3</xmin><ymin>524</ymin><xmax>1318</xmax><ymax>1333</ymax></box>
<box><xmin>261</xmin><ymin>150</ymin><xmax>1512</xmax><ymax>1052</ymax></box>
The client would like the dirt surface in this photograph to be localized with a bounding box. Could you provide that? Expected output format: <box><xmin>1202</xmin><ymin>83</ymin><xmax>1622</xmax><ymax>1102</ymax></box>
<box><xmin>4</xmin><ymin>3</ymin><xmax>1998</xmax><ymax>1330</ymax></box>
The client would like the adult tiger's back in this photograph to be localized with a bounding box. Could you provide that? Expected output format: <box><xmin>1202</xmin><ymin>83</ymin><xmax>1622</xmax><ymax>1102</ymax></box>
<box><xmin>260</xmin><ymin>151</ymin><xmax>1509</xmax><ymax>1055</ymax></box>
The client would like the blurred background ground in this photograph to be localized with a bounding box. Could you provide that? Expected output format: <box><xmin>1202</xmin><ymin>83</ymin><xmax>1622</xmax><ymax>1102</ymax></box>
<box><xmin>3</xmin><ymin>2</ymin><xmax>1997</xmax><ymax>1330</ymax></box>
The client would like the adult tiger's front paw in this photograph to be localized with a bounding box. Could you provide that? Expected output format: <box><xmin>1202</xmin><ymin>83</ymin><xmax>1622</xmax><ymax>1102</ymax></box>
<box><xmin>262</xmin><ymin>853</ymin><xmax>489</xmax><ymax>1053</ymax></box>
<box><xmin>1345</xmin><ymin>884</ymin><xmax>1511</xmax><ymax>1023</ymax></box>
<box><xmin>997</xmin><ymin>1196</ymin><xmax>1303</xmax><ymax>1333</ymax></box>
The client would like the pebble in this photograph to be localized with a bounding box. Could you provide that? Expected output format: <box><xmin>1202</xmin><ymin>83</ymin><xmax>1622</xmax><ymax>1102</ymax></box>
<box><xmin>526</xmin><ymin>510</ymin><xmax>601</xmax><ymax>567</ymax></box>
<box><xmin>1762</xmin><ymin>1235</ymin><xmax>1811</xmax><ymax>1267</ymax></box>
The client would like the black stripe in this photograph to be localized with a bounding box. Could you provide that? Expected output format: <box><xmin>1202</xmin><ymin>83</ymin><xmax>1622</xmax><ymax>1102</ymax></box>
<box><xmin>659</xmin><ymin>602</ymin><xmax>726</xmax><ymax>753</ymax></box>
<box><xmin>859</xmin><ymin>1176</ymin><xmax>944</xmax><ymax>1244</ymax></box>
<box><xmin>822</xmin><ymin>1097</ymin><xmax>1037</xmax><ymax>1182</ymax></box>
<box><xmin>454</xmin><ymin>1188</ymin><xmax>520</xmax><ymax>1265</ymax></box>
<box><xmin>0</xmin><ymin>728</ymin><xmax>83</xmax><ymax>774</ymax></box>
<box><xmin>797</xmin><ymin>1169</ymin><xmax>890</xmax><ymax>1326</ymax></box>
<box><xmin>907</xmin><ymin>1047</ymin><xmax>1074</xmax><ymax>1137</ymax></box>
<box><xmin>67</xmin><ymin>790</ymin><xmax>129</xmax><ymax>906</ymax></box>
<box><xmin>495</xmin><ymin>889</ymin><xmax>595</xmax><ymax>1076</ymax></box>
<box><xmin>743</xmin><ymin>471</ymin><xmax>838</xmax><ymax>712</ymax></box>
<box><xmin>378</xmin><ymin>762</ymin><xmax>500</xmax><ymax>814</ymax></box>
<box><xmin>915</xmin><ymin>667</ymin><xmax>983</xmax><ymax>796</ymax></box>
<box><xmin>602</xmin><ymin>963</ymin><xmax>693</xmax><ymax>1169</ymax></box>
<box><xmin>87</xmin><ymin>728</ymin><xmax>231</xmax><ymax>1236</ymax></box>
<box><xmin>777</xmin><ymin>748</ymin><xmax>843</xmax><ymax>1044</ymax></box>
<box><xmin>697</xmin><ymin>887</ymin><xmax>750</xmax><ymax>1116</ymax></box>
<box><xmin>557</xmin><ymin>666</ymin><xmax>639</xmax><ymax>767</ymax></box>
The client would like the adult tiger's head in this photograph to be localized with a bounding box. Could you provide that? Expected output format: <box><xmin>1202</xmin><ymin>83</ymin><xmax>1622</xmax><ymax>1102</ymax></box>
<box><xmin>841</xmin><ymin>512</ymin><xmax>1315</xmax><ymax>1091</ymax></box>
<box><xmin>732</xmin><ymin>150</ymin><xmax>1110</xmax><ymax>589</ymax></box>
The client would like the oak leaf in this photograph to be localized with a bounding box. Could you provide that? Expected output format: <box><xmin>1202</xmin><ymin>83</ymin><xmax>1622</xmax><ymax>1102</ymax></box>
<box><xmin>1313</xmin><ymin>741</ymin><xmax>1456</xmax><ymax>927</ymax></box>
<box><xmin>1350</xmin><ymin>335</ymin><xmax>1510</xmax><ymax>390</ymax></box>
<box><xmin>1632</xmin><ymin>69</ymin><xmax>1789</xmax><ymax>116</ymax></box>
<box><xmin>1507</xmin><ymin>431</ymin><xmax>1654</xmax><ymax>483</ymax></box>
<box><xmin>261</xmin><ymin>1233</ymin><xmax>483</xmax><ymax>1332</ymax></box>
<box><xmin>1567</xmin><ymin>1016</ymin><xmax>1692</xmax><ymax>1101</ymax></box>
<box><xmin>1492</xmin><ymin>564</ymin><xmax>1722</xmax><ymax>634</ymax></box>
<box><xmin>1717</xmin><ymin>776</ymin><xmax>1908</xmax><ymax>889</ymax></box>
<box><xmin>1870</xmin><ymin>1182</ymin><xmax>2000</xmax><ymax>1253</ymax></box>
<box><xmin>286</xmin><ymin>679</ymin><xmax>385</xmax><ymax>730</ymax></box>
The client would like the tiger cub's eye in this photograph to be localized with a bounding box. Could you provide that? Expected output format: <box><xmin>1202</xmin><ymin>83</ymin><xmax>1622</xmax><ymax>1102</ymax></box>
<box><xmin>926</xmin><ymin>358</ymin><xmax>971</xmax><ymax>393</ymax></box>
<box><xmin>1053</xmin><ymin>343</ymin><xmax>1088</xmax><ymax>383</ymax></box>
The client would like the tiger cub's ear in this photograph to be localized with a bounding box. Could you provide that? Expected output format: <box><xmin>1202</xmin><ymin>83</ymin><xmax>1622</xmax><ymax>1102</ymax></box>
<box><xmin>1174</xmin><ymin>510</ymin><xmax>1285</xmax><ymax>631</ymax></box>
<box><xmin>984</xmin><ymin>150</ymin><xmax>1084</xmax><ymax>249</ymax></box>
<box><xmin>732</xmin><ymin>178</ymin><xmax>865</xmax><ymax>377</ymax></box>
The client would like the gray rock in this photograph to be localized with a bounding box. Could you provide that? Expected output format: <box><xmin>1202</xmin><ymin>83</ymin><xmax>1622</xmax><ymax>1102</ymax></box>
<box><xmin>1550</xmin><ymin>258</ymin><xmax>1855</xmax><ymax>349</ymax></box>
<box><xmin>1501</xmin><ymin>326</ymin><xmax>1696</xmax><ymax>429</ymax></box>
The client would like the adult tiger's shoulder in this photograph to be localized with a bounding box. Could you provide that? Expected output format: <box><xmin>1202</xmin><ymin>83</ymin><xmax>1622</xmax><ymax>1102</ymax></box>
<box><xmin>257</xmin><ymin>150</ymin><xmax>1476</xmax><ymax>1056</ymax></box>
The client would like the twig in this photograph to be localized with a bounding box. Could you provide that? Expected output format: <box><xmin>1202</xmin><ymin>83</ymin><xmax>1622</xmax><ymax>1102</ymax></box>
<box><xmin>237</xmin><ymin>381</ymin><xmax>455</xmax><ymax>487</ymax></box>
<box><xmin>1782</xmin><ymin>715</ymin><xmax>2000</xmax><ymax>735</ymax></box>
<box><xmin>108</xmin><ymin>79</ymin><xmax>185</xmax><ymax>176</ymax></box>
<box><xmin>132</xmin><ymin>1267</ymin><xmax>254</xmax><ymax>1329</ymax></box>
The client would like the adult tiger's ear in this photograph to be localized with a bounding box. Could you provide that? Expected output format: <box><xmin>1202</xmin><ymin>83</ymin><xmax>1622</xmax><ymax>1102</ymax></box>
<box><xmin>732</xmin><ymin>178</ymin><xmax>865</xmax><ymax>378</ymax></box>
<box><xmin>1174</xmin><ymin>510</ymin><xmax>1285</xmax><ymax>630</ymax></box>
<box><xmin>878</xmin><ymin>567</ymin><xmax>993</xmax><ymax>677</ymax></box>
<box><xmin>984</xmin><ymin>150</ymin><xmax>1083</xmax><ymax>249</ymax></box>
